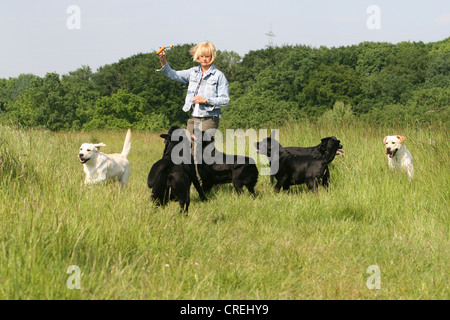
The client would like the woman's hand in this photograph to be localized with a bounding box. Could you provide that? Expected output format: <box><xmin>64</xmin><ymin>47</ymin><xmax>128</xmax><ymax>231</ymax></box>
<box><xmin>193</xmin><ymin>96</ymin><xmax>208</xmax><ymax>104</ymax></box>
<box><xmin>158</xmin><ymin>52</ymin><xmax>167</xmax><ymax>67</ymax></box>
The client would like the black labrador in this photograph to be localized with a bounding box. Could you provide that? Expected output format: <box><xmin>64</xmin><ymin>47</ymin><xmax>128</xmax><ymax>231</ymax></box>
<box><xmin>193</xmin><ymin>131</ymin><xmax>259</xmax><ymax>196</ymax></box>
<box><xmin>260</xmin><ymin>131</ymin><xmax>344</xmax><ymax>187</ymax></box>
<box><xmin>147</xmin><ymin>126</ymin><xmax>206</xmax><ymax>214</ymax></box>
<box><xmin>255</xmin><ymin>136</ymin><xmax>343</xmax><ymax>192</ymax></box>
<box><xmin>283</xmin><ymin>136</ymin><xmax>344</xmax><ymax>187</ymax></box>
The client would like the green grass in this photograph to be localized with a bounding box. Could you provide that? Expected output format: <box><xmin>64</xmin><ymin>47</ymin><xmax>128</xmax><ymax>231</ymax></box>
<box><xmin>0</xmin><ymin>121</ymin><xmax>448</xmax><ymax>299</ymax></box>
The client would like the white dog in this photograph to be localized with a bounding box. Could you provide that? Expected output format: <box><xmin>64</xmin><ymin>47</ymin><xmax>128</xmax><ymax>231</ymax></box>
<box><xmin>383</xmin><ymin>135</ymin><xmax>414</xmax><ymax>182</ymax></box>
<box><xmin>79</xmin><ymin>129</ymin><xmax>131</xmax><ymax>186</ymax></box>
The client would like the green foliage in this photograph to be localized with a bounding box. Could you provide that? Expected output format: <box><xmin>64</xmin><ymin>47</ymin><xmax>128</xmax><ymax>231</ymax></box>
<box><xmin>358</xmin><ymin>70</ymin><xmax>414</xmax><ymax>113</ymax></box>
<box><xmin>223</xmin><ymin>96</ymin><xmax>303</xmax><ymax>129</ymax></box>
<box><xmin>425</xmin><ymin>51</ymin><xmax>450</xmax><ymax>88</ymax></box>
<box><xmin>361</xmin><ymin>86</ymin><xmax>449</xmax><ymax>125</ymax></box>
<box><xmin>385</xmin><ymin>41</ymin><xmax>429</xmax><ymax>85</ymax></box>
<box><xmin>298</xmin><ymin>63</ymin><xmax>363</xmax><ymax>118</ymax></box>
<box><xmin>61</xmin><ymin>66</ymin><xmax>99</xmax><ymax>128</ymax></box>
<box><xmin>4</xmin><ymin>73</ymin><xmax>76</xmax><ymax>130</ymax></box>
<box><xmin>0</xmin><ymin>39</ymin><xmax>449</xmax><ymax>130</ymax></box>
<box><xmin>95</xmin><ymin>90</ymin><xmax>142</xmax><ymax>128</ymax></box>
<box><xmin>318</xmin><ymin>101</ymin><xmax>355</xmax><ymax>125</ymax></box>
<box><xmin>214</xmin><ymin>50</ymin><xmax>242</xmax><ymax>82</ymax></box>
<box><xmin>356</xmin><ymin>42</ymin><xmax>395</xmax><ymax>76</ymax></box>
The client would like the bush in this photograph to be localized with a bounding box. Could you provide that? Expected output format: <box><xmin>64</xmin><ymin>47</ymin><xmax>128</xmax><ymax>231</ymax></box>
<box><xmin>318</xmin><ymin>101</ymin><xmax>355</xmax><ymax>125</ymax></box>
<box><xmin>361</xmin><ymin>87</ymin><xmax>450</xmax><ymax>125</ymax></box>
<box><xmin>134</xmin><ymin>113</ymin><xmax>170</xmax><ymax>132</ymax></box>
<box><xmin>223</xmin><ymin>97</ymin><xmax>304</xmax><ymax>129</ymax></box>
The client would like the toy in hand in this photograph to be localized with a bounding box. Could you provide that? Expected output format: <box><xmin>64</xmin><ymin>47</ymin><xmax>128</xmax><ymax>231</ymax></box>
<box><xmin>155</xmin><ymin>45</ymin><xmax>174</xmax><ymax>55</ymax></box>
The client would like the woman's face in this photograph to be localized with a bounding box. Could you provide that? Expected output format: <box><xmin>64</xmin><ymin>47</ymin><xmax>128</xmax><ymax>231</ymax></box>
<box><xmin>198</xmin><ymin>54</ymin><xmax>212</xmax><ymax>68</ymax></box>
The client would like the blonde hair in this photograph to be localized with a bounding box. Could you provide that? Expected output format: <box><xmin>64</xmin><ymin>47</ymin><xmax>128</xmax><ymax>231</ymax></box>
<box><xmin>190</xmin><ymin>41</ymin><xmax>217</xmax><ymax>64</ymax></box>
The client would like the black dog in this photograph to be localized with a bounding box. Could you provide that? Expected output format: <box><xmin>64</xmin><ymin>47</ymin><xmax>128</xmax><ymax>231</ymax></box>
<box><xmin>284</xmin><ymin>136</ymin><xmax>344</xmax><ymax>157</ymax></box>
<box><xmin>255</xmin><ymin>136</ymin><xmax>343</xmax><ymax>192</ymax></box>
<box><xmin>283</xmin><ymin>136</ymin><xmax>344</xmax><ymax>187</ymax></box>
<box><xmin>260</xmin><ymin>131</ymin><xmax>344</xmax><ymax>187</ymax></box>
<box><xmin>193</xmin><ymin>131</ymin><xmax>259</xmax><ymax>196</ymax></box>
<box><xmin>147</xmin><ymin>126</ymin><xmax>206</xmax><ymax>214</ymax></box>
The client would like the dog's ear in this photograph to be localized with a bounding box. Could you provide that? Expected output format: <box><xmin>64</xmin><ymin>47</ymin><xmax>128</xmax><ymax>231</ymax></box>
<box><xmin>319</xmin><ymin>141</ymin><xmax>327</xmax><ymax>153</ymax></box>
<box><xmin>94</xmin><ymin>143</ymin><xmax>106</xmax><ymax>150</ymax></box>
<box><xmin>160</xmin><ymin>134</ymin><xmax>170</xmax><ymax>140</ymax></box>
<box><xmin>167</xmin><ymin>126</ymin><xmax>180</xmax><ymax>135</ymax></box>
<box><xmin>383</xmin><ymin>136</ymin><xmax>388</xmax><ymax>144</ymax></box>
<box><xmin>397</xmin><ymin>136</ymin><xmax>406</xmax><ymax>143</ymax></box>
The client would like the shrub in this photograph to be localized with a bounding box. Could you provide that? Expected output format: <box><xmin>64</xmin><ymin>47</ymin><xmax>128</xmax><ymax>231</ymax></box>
<box><xmin>318</xmin><ymin>101</ymin><xmax>355</xmax><ymax>125</ymax></box>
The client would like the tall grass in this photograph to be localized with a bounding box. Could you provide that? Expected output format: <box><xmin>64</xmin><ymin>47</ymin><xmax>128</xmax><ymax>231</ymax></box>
<box><xmin>0</xmin><ymin>121</ymin><xmax>448</xmax><ymax>299</ymax></box>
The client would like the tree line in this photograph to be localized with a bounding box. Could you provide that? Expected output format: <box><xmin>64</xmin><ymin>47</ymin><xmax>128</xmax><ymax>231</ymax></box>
<box><xmin>0</xmin><ymin>39</ymin><xmax>448</xmax><ymax>131</ymax></box>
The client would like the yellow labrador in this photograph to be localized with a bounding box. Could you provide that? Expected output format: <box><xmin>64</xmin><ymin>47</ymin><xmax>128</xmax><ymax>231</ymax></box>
<box><xmin>79</xmin><ymin>129</ymin><xmax>131</xmax><ymax>186</ymax></box>
<box><xmin>383</xmin><ymin>135</ymin><xmax>414</xmax><ymax>182</ymax></box>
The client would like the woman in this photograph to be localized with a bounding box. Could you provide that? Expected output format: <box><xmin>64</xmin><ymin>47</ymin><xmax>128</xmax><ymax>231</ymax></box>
<box><xmin>157</xmin><ymin>41</ymin><xmax>230</xmax><ymax>136</ymax></box>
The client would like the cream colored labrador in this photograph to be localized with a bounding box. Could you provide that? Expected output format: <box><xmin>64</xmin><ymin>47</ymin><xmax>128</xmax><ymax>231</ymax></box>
<box><xmin>79</xmin><ymin>129</ymin><xmax>131</xmax><ymax>186</ymax></box>
<box><xmin>383</xmin><ymin>135</ymin><xmax>414</xmax><ymax>182</ymax></box>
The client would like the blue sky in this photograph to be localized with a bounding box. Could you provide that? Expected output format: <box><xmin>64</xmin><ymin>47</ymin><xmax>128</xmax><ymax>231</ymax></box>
<box><xmin>0</xmin><ymin>0</ymin><xmax>449</xmax><ymax>78</ymax></box>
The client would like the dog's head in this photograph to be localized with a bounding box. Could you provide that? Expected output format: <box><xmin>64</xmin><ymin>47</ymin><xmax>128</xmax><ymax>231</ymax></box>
<box><xmin>319</xmin><ymin>137</ymin><xmax>344</xmax><ymax>158</ymax></box>
<box><xmin>160</xmin><ymin>126</ymin><xmax>191</xmax><ymax>160</ymax></box>
<box><xmin>78</xmin><ymin>142</ymin><xmax>106</xmax><ymax>164</ymax></box>
<box><xmin>320</xmin><ymin>137</ymin><xmax>343</xmax><ymax>163</ymax></box>
<box><xmin>383</xmin><ymin>135</ymin><xmax>406</xmax><ymax>158</ymax></box>
<box><xmin>160</xmin><ymin>126</ymin><xmax>181</xmax><ymax>155</ymax></box>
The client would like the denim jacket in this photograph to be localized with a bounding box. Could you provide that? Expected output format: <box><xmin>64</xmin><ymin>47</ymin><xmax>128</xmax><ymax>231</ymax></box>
<box><xmin>157</xmin><ymin>63</ymin><xmax>229</xmax><ymax>118</ymax></box>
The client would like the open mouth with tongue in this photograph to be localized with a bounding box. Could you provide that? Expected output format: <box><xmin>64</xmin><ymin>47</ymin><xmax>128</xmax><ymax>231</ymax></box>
<box><xmin>79</xmin><ymin>156</ymin><xmax>90</xmax><ymax>164</ymax></box>
<box><xmin>386</xmin><ymin>148</ymin><xmax>397</xmax><ymax>158</ymax></box>
<box><xmin>336</xmin><ymin>143</ymin><xmax>344</xmax><ymax>156</ymax></box>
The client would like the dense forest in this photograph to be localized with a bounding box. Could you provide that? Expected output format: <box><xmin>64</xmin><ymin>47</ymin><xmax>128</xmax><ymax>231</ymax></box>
<box><xmin>0</xmin><ymin>38</ymin><xmax>448</xmax><ymax>131</ymax></box>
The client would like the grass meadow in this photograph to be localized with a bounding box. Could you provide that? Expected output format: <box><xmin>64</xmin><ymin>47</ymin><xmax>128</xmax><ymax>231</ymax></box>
<box><xmin>0</xmin><ymin>121</ymin><xmax>448</xmax><ymax>300</ymax></box>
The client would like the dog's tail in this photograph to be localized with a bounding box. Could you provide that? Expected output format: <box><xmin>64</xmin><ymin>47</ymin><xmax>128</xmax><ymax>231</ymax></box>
<box><xmin>121</xmin><ymin>129</ymin><xmax>131</xmax><ymax>158</ymax></box>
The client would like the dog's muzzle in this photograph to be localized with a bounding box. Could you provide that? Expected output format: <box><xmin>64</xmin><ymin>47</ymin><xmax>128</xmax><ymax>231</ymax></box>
<box><xmin>386</xmin><ymin>148</ymin><xmax>397</xmax><ymax>158</ymax></box>
<box><xmin>79</xmin><ymin>154</ymin><xmax>90</xmax><ymax>164</ymax></box>
<box><xmin>336</xmin><ymin>144</ymin><xmax>344</xmax><ymax>155</ymax></box>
